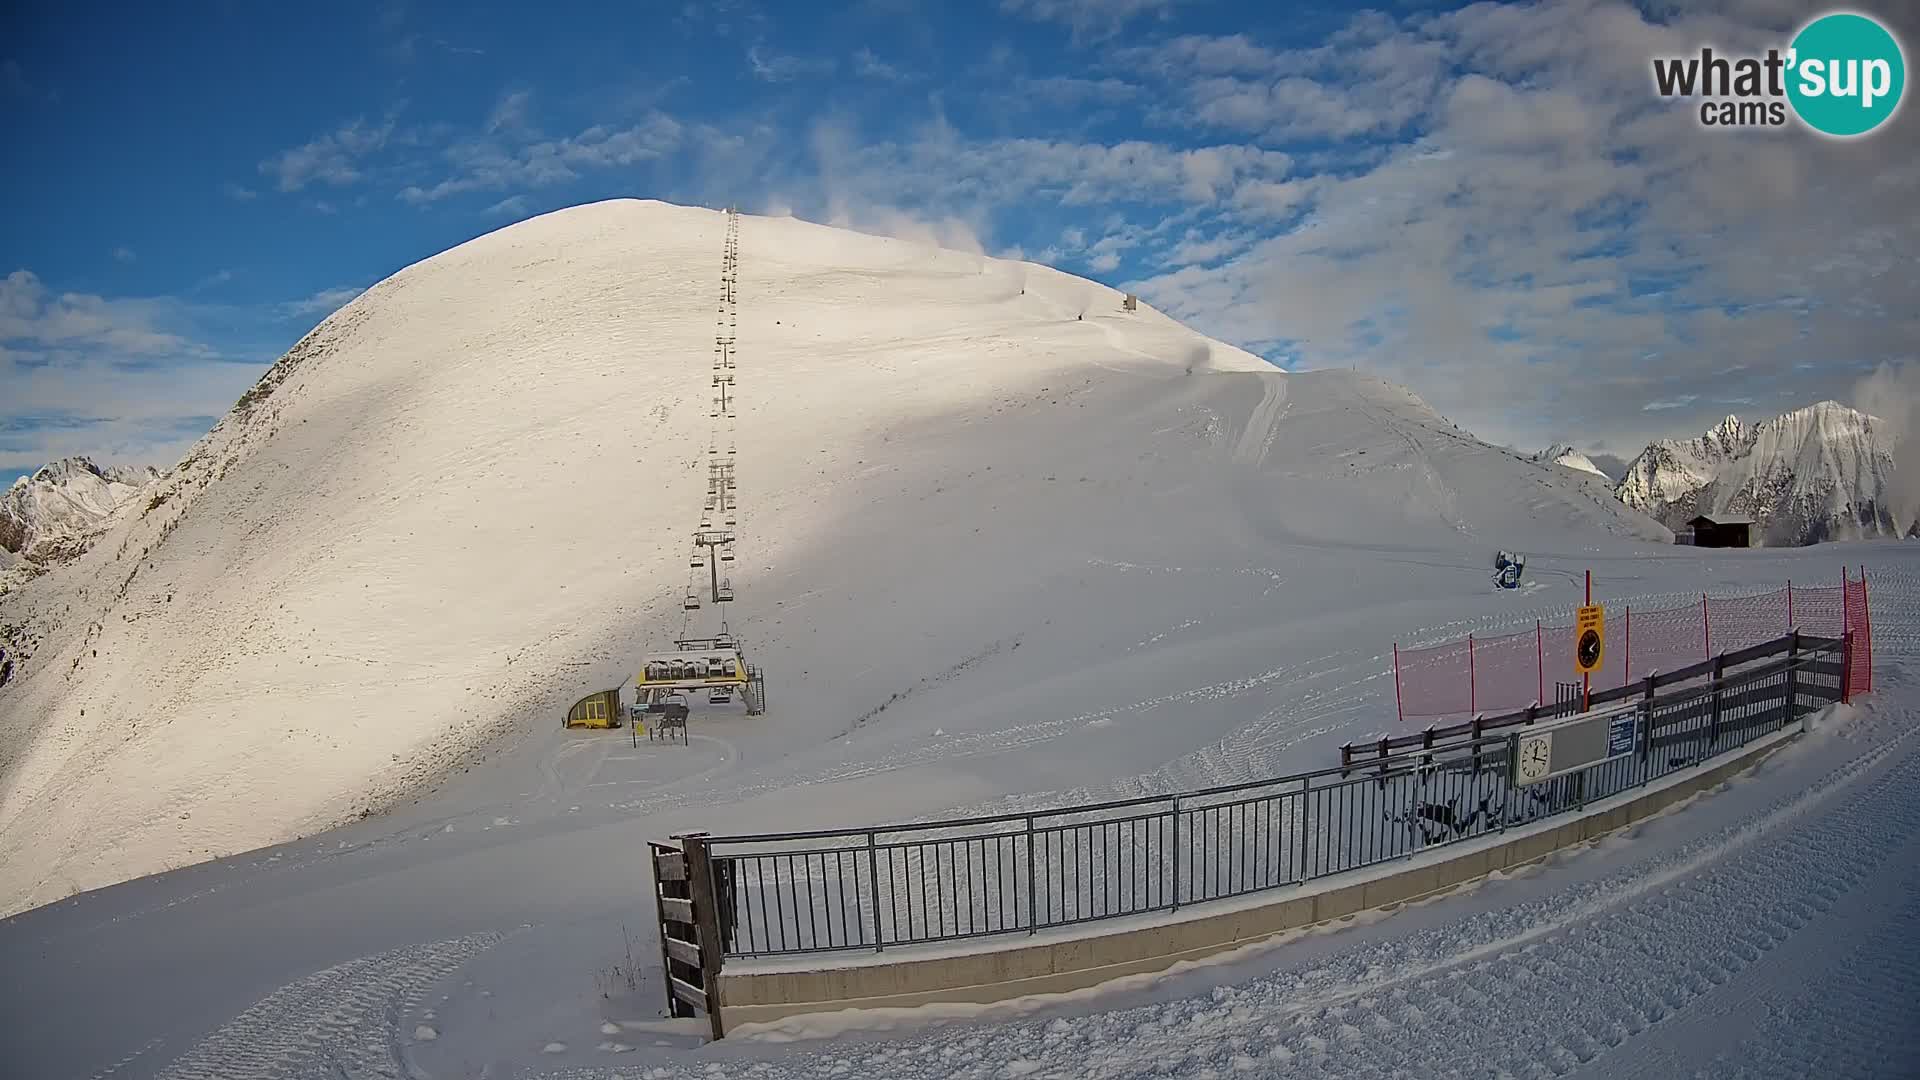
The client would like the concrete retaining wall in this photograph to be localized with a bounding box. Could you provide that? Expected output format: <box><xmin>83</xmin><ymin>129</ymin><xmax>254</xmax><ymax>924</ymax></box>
<box><xmin>714</xmin><ymin>729</ymin><xmax>1797</xmax><ymax>1033</ymax></box>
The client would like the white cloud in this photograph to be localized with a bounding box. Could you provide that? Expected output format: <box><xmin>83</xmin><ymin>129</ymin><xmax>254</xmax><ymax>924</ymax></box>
<box><xmin>111</xmin><ymin>247</ymin><xmax>136</xmax><ymax>264</ymax></box>
<box><xmin>282</xmin><ymin>285</ymin><xmax>367</xmax><ymax>318</ymax></box>
<box><xmin>0</xmin><ymin>270</ymin><xmax>198</xmax><ymax>356</ymax></box>
<box><xmin>852</xmin><ymin>48</ymin><xmax>906</xmax><ymax>81</ymax></box>
<box><xmin>1114</xmin><ymin>2</ymin><xmax>1920</xmax><ymax>452</ymax></box>
<box><xmin>398</xmin><ymin>113</ymin><xmax>684</xmax><ymax>204</ymax></box>
<box><xmin>1000</xmin><ymin>0</ymin><xmax>1189</xmax><ymax>43</ymax></box>
<box><xmin>487</xmin><ymin>89</ymin><xmax>533</xmax><ymax>134</ymax></box>
<box><xmin>1087</xmin><ymin>251</ymin><xmax>1121</xmax><ymax>273</ymax></box>
<box><xmin>1853</xmin><ymin>362</ymin><xmax>1920</xmax><ymax>531</ymax></box>
<box><xmin>1167</xmin><ymin>230</ymin><xmax>1248</xmax><ymax>266</ymax></box>
<box><xmin>747</xmin><ymin>45</ymin><xmax>836</xmax><ymax>82</ymax></box>
<box><xmin>484</xmin><ymin>195</ymin><xmax>531</xmax><ymax>217</ymax></box>
<box><xmin>0</xmin><ymin>270</ymin><xmax>245</xmax><ymax>473</ymax></box>
<box><xmin>259</xmin><ymin>117</ymin><xmax>398</xmax><ymax>192</ymax></box>
<box><xmin>221</xmin><ymin>182</ymin><xmax>259</xmax><ymax>201</ymax></box>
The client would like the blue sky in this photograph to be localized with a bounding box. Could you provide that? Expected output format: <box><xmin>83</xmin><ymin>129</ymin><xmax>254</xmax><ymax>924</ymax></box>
<box><xmin>3</xmin><ymin>0</ymin><xmax>1916</xmax><ymax>487</ymax></box>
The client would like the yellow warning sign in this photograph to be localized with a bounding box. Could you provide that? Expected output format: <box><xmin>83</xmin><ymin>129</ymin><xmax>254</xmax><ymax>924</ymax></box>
<box><xmin>1574</xmin><ymin>604</ymin><xmax>1606</xmax><ymax>674</ymax></box>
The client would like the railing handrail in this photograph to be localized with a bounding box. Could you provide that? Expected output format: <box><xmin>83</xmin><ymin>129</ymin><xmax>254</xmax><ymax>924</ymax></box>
<box><xmin>703</xmin><ymin>632</ymin><xmax>1837</xmax><ymax>851</ymax></box>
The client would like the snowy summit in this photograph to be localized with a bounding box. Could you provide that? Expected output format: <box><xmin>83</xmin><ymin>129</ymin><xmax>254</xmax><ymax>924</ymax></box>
<box><xmin>1616</xmin><ymin>402</ymin><xmax>1909</xmax><ymax>545</ymax></box>
<box><xmin>0</xmin><ymin>199</ymin><xmax>1669</xmax><ymax>913</ymax></box>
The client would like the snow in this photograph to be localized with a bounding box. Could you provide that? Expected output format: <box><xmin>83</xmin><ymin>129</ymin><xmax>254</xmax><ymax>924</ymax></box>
<box><xmin>0</xmin><ymin>199</ymin><xmax>1916</xmax><ymax>1080</ymax></box>
<box><xmin>1617</xmin><ymin>401</ymin><xmax>1908</xmax><ymax>545</ymax></box>
<box><xmin>0</xmin><ymin>198</ymin><xmax>1663</xmax><ymax>916</ymax></box>
<box><xmin>0</xmin><ymin>456</ymin><xmax>161</xmax><ymax>590</ymax></box>
<box><xmin>1533</xmin><ymin>443</ymin><xmax>1611</xmax><ymax>482</ymax></box>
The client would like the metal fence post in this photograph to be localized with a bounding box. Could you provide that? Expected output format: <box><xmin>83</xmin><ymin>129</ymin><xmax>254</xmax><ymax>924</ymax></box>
<box><xmin>1171</xmin><ymin>794</ymin><xmax>1183</xmax><ymax>910</ymax></box>
<box><xmin>1639</xmin><ymin>673</ymin><xmax>1657</xmax><ymax>767</ymax></box>
<box><xmin>1786</xmin><ymin>630</ymin><xmax>1800</xmax><ymax>726</ymax></box>
<box><xmin>866</xmin><ymin>831</ymin><xmax>883</xmax><ymax>952</ymax></box>
<box><xmin>1840</xmin><ymin>630</ymin><xmax>1853</xmax><ymax>705</ymax></box>
<box><xmin>1707</xmin><ymin>654</ymin><xmax>1725</xmax><ymax>749</ymax></box>
<box><xmin>1024</xmin><ymin>817</ymin><xmax>1037</xmax><ymax>934</ymax></box>
<box><xmin>1296</xmin><ymin>776</ymin><xmax>1310</xmax><ymax>882</ymax></box>
<box><xmin>675</xmin><ymin>831</ymin><xmax>727</xmax><ymax>1041</ymax></box>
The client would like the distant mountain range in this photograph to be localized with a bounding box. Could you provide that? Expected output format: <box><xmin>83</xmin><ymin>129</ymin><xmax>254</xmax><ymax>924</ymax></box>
<box><xmin>1613</xmin><ymin>402</ymin><xmax>1912</xmax><ymax>546</ymax></box>
<box><xmin>1</xmin><ymin>457</ymin><xmax>162</xmax><ymax>586</ymax></box>
<box><xmin>1531</xmin><ymin>443</ymin><xmax>1614</xmax><ymax>482</ymax></box>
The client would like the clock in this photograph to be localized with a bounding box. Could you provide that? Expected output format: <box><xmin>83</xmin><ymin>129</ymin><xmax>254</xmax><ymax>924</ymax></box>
<box><xmin>1515</xmin><ymin>732</ymin><xmax>1554</xmax><ymax>784</ymax></box>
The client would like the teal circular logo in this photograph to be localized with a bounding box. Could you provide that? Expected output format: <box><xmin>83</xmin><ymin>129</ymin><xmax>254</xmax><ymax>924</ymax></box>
<box><xmin>1787</xmin><ymin>12</ymin><xmax>1906</xmax><ymax>137</ymax></box>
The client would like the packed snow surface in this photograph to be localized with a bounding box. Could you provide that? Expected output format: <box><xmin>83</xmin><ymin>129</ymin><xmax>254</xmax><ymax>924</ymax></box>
<box><xmin>3</xmin><ymin>198</ymin><xmax>1910</xmax><ymax>1080</ymax></box>
<box><xmin>0</xmin><ymin>199</ymin><xmax>1664</xmax><ymax>914</ymax></box>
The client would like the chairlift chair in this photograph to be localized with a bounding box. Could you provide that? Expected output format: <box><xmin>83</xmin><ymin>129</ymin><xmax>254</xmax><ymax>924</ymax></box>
<box><xmin>715</xmin><ymin>579</ymin><xmax>734</xmax><ymax>602</ymax></box>
<box><xmin>682</xmin><ymin>590</ymin><xmax>701</xmax><ymax>611</ymax></box>
<box><xmin>721</xmin><ymin>549</ymin><xmax>735</xmax><ymax>563</ymax></box>
<box><xmin>709</xmin><ymin>687</ymin><xmax>731</xmax><ymax>705</ymax></box>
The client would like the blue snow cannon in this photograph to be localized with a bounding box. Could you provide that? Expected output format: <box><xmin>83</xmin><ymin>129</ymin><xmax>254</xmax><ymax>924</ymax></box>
<box><xmin>1493</xmin><ymin>551</ymin><xmax>1526</xmax><ymax>590</ymax></box>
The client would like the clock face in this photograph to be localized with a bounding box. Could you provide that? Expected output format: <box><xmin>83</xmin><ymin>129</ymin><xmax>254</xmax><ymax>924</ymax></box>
<box><xmin>1516</xmin><ymin>733</ymin><xmax>1554</xmax><ymax>783</ymax></box>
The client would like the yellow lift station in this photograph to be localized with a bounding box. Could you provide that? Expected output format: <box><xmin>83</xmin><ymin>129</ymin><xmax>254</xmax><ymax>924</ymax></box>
<box><xmin>564</xmin><ymin>688</ymin><xmax>622</xmax><ymax>729</ymax></box>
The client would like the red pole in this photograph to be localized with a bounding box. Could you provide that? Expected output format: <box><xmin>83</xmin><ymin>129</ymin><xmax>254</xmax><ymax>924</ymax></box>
<box><xmin>1702</xmin><ymin>592</ymin><xmax>1712</xmax><ymax>659</ymax></box>
<box><xmin>1468</xmin><ymin>634</ymin><xmax>1476</xmax><ymax>714</ymax></box>
<box><xmin>1393</xmin><ymin>643</ymin><xmax>1404</xmax><ymax>723</ymax></box>
<box><xmin>1624</xmin><ymin>605</ymin><xmax>1632</xmax><ymax>687</ymax></box>
<box><xmin>1842</xmin><ymin>565</ymin><xmax>1851</xmax><ymax>647</ymax></box>
<box><xmin>1860</xmin><ymin>566</ymin><xmax>1873</xmax><ymax>693</ymax></box>
<box><xmin>1535</xmin><ymin>620</ymin><xmax>1544</xmax><ymax>705</ymax></box>
<box><xmin>1583</xmin><ymin>570</ymin><xmax>1592</xmax><ymax>710</ymax></box>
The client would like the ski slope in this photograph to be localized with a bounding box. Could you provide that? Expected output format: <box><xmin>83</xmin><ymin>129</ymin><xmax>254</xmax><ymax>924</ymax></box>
<box><xmin>0</xmin><ymin>550</ymin><xmax>1910</xmax><ymax>1080</ymax></box>
<box><xmin>0</xmin><ymin>199</ymin><xmax>1665</xmax><ymax>915</ymax></box>
<box><xmin>7</xmin><ymin>198</ymin><xmax>1912</xmax><ymax>1080</ymax></box>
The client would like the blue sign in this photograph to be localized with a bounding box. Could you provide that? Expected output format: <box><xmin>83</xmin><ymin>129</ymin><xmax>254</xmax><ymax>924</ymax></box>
<box><xmin>1608</xmin><ymin>713</ymin><xmax>1637</xmax><ymax>757</ymax></box>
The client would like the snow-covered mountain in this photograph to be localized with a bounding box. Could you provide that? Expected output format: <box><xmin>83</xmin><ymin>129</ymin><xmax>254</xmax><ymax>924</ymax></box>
<box><xmin>1532</xmin><ymin>443</ymin><xmax>1611</xmax><ymax>481</ymax></box>
<box><xmin>0</xmin><ymin>457</ymin><xmax>162</xmax><ymax>578</ymax></box>
<box><xmin>0</xmin><ymin>198</ymin><xmax>1670</xmax><ymax>913</ymax></box>
<box><xmin>1615</xmin><ymin>402</ymin><xmax>1908</xmax><ymax>545</ymax></box>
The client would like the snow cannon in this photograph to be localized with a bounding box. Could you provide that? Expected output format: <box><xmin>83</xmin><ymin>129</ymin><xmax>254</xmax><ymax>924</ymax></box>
<box><xmin>1492</xmin><ymin>551</ymin><xmax>1526</xmax><ymax>590</ymax></box>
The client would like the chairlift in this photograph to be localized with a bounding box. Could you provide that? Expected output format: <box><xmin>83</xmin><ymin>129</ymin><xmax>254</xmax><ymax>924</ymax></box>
<box><xmin>690</xmin><ymin>555</ymin><xmax>704</xmax><ymax>569</ymax></box>
<box><xmin>720</xmin><ymin>549</ymin><xmax>735</xmax><ymax>563</ymax></box>
<box><xmin>715</xmin><ymin>578</ymin><xmax>734</xmax><ymax>603</ymax></box>
<box><xmin>709</xmin><ymin>687</ymin><xmax>732</xmax><ymax>705</ymax></box>
<box><xmin>682</xmin><ymin>590</ymin><xmax>701</xmax><ymax>611</ymax></box>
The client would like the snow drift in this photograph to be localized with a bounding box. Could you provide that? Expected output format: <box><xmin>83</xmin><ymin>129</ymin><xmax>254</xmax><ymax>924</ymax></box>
<box><xmin>0</xmin><ymin>199</ymin><xmax>1669</xmax><ymax>915</ymax></box>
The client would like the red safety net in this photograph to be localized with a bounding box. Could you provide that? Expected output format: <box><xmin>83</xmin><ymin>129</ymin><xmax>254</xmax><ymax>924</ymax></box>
<box><xmin>1393</xmin><ymin>573</ymin><xmax>1872</xmax><ymax>721</ymax></box>
<box><xmin>1845</xmin><ymin>571</ymin><xmax>1872</xmax><ymax>697</ymax></box>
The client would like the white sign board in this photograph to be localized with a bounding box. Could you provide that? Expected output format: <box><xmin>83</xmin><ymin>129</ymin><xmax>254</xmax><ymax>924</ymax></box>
<box><xmin>1509</xmin><ymin>702</ymin><xmax>1642</xmax><ymax>787</ymax></box>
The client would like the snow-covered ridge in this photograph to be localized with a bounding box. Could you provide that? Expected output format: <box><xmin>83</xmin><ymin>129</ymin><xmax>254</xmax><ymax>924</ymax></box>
<box><xmin>1531</xmin><ymin>443</ymin><xmax>1611</xmax><ymax>481</ymax></box>
<box><xmin>0</xmin><ymin>457</ymin><xmax>162</xmax><ymax>579</ymax></box>
<box><xmin>1615</xmin><ymin>402</ymin><xmax>1910</xmax><ymax>545</ymax></box>
<box><xmin>0</xmin><ymin>197</ymin><xmax>1669</xmax><ymax>914</ymax></box>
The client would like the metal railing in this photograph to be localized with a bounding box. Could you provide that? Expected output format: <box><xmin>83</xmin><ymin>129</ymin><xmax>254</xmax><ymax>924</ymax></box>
<box><xmin>693</xmin><ymin>633</ymin><xmax>1847</xmax><ymax>960</ymax></box>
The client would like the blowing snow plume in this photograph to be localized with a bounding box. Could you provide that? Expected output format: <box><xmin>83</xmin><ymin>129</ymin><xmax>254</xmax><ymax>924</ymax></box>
<box><xmin>1184</xmin><ymin>342</ymin><xmax>1211</xmax><ymax>375</ymax></box>
<box><xmin>1855</xmin><ymin>361</ymin><xmax>1920</xmax><ymax>535</ymax></box>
